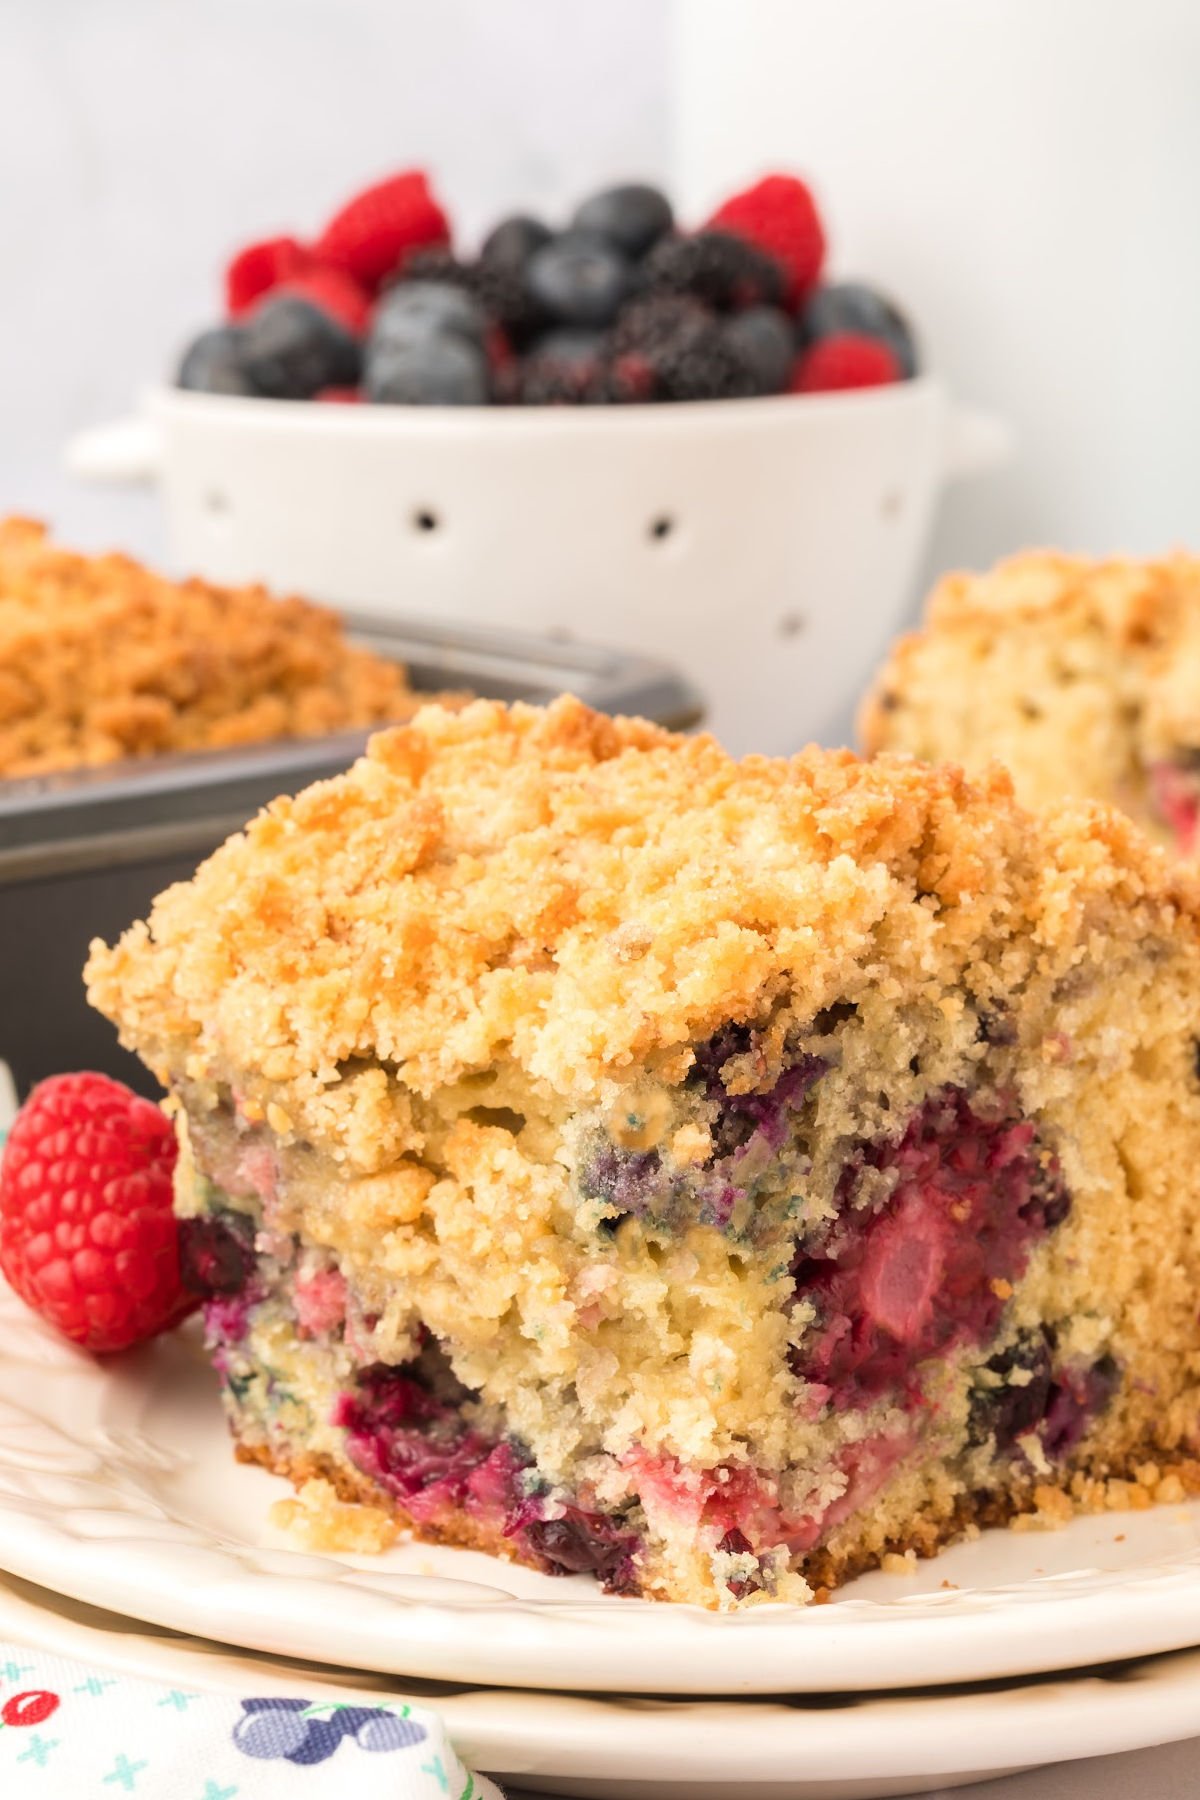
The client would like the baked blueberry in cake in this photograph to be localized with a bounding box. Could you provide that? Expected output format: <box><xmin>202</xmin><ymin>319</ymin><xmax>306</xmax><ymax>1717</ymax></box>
<box><xmin>87</xmin><ymin>697</ymin><xmax>1200</xmax><ymax>1606</ymax></box>
<box><xmin>861</xmin><ymin>551</ymin><xmax>1200</xmax><ymax>857</ymax></box>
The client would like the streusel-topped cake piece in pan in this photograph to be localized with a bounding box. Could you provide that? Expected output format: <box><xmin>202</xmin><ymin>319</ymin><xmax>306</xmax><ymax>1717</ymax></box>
<box><xmin>0</xmin><ymin>516</ymin><xmax>418</xmax><ymax>777</ymax></box>
<box><xmin>88</xmin><ymin>697</ymin><xmax>1200</xmax><ymax>1606</ymax></box>
<box><xmin>861</xmin><ymin>550</ymin><xmax>1200</xmax><ymax>856</ymax></box>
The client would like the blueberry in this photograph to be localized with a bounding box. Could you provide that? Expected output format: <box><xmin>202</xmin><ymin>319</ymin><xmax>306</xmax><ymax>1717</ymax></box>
<box><xmin>365</xmin><ymin>335</ymin><xmax>490</xmax><ymax>405</ymax></box>
<box><xmin>967</xmin><ymin>1332</ymin><xmax>1053</xmax><ymax>1454</ymax></box>
<box><xmin>524</xmin><ymin>1513</ymin><xmax>632</xmax><ymax>1580</ymax></box>
<box><xmin>354</xmin><ymin>1711</ymin><xmax>428</xmax><ymax>1752</ymax></box>
<box><xmin>233</xmin><ymin>1706</ymin><xmax>311</xmax><ymax>1760</ymax></box>
<box><xmin>177</xmin><ymin>326</ymin><xmax>258</xmax><ymax>396</ymax></box>
<box><xmin>239</xmin><ymin>295</ymin><xmax>361</xmax><ymax>399</ymax></box>
<box><xmin>722</xmin><ymin>306</ymin><xmax>795</xmax><ymax>395</ymax></box>
<box><xmin>571</xmin><ymin>184</ymin><xmax>674</xmax><ymax>260</ymax></box>
<box><xmin>371</xmin><ymin>280</ymin><xmax>488</xmax><ymax>350</ymax></box>
<box><xmin>800</xmin><ymin>282</ymin><xmax>918</xmax><ymax>378</ymax></box>
<box><xmin>481</xmin><ymin>213</ymin><xmax>552</xmax><ymax>271</ymax></box>
<box><xmin>526</xmin><ymin>231</ymin><xmax>634</xmax><ymax>328</ymax></box>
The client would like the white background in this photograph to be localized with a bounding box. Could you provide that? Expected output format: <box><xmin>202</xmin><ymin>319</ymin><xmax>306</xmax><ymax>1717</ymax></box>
<box><xmin>0</xmin><ymin>0</ymin><xmax>669</xmax><ymax>563</ymax></box>
<box><xmin>674</xmin><ymin>0</ymin><xmax>1200</xmax><ymax>579</ymax></box>
<box><xmin>3</xmin><ymin>0</ymin><xmax>1199</xmax><ymax>581</ymax></box>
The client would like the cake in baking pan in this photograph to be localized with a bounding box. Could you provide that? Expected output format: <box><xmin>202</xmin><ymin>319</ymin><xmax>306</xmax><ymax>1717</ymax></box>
<box><xmin>0</xmin><ymin>517</ymin><xmax>419</xmax><ymax>778</ymax></box>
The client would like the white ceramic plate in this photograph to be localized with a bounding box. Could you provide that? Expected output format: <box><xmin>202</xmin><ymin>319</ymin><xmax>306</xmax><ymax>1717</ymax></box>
<box><xmin>5</xmin><ymin>1277</ymin><xmax>1200</xmax><ymax>1697</ymax></box>
<box><xmin>6</xmin><ymin>1568</ymin><xmax>1200</xmax><ymax>1800</ymax></box>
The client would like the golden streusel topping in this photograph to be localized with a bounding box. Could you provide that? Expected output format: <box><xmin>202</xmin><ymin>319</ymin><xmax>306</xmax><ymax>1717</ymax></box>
<box><xmin>0</xmin><ymin>517</ymin><xmax>420</xmax><ymax>777</ymax></box>
<box><xmin>865</xmin><ymin>550</ymin><xmax>1200</xmax><ymax>757</ymax></box>
<box><xmin>87</xmin><ymin>696</ymin><xmax>1199</xmax><ymax>1123</ymax></box>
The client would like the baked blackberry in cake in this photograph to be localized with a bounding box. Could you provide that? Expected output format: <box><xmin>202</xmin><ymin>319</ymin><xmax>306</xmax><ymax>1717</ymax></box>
<box><xmin>861</xmin><ymin>551</ymin><xmax>1200</xmax><ymax>856</ymax></box>
<box><xmin>87</xmin><ymin>697</ymin><xmax>1200</xmax><ymax>1606</ymax></box>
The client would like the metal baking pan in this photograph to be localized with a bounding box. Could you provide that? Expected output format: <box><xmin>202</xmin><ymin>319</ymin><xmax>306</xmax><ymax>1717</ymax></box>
<box><xmin>0</xmin><ymin>614</ymin><xmax>703</xmax><ymax>1098</ymax></box>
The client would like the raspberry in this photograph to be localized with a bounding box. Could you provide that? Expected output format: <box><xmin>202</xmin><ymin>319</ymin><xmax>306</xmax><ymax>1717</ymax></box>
<box><xmin>273</xmin><ymin>267</ymin><xmax>372</xmax><ymax>337</ymax></box>
<box><xmin>314</xmin><ymin>169</ymin><xmax>450</xmax><ymax>292</ymax></box>
<box><xmin>225</xmin><ymin>236</ymin><xmax>310</xmax><ymax>320</ymax></box>
<box><xmin>0</xmin><ymin>1072</ymin><xmax>193</xmax><ymax>1353</ymax></box>
<box><xmin>708</xmin><ymin>174</ymin><xmax>826</xmax><ymax>310</ymax></box>
<box><xmin>314</xmin><ymin>385</ymin><xmax>363</xmax><ymax>403</ymax></box>
<box><xmin>790</xmin><ymin>332</ymin><xmax>901</xmax><ymax>393</ymax></box>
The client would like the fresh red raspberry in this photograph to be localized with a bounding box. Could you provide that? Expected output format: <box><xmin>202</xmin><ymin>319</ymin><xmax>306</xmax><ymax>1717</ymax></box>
<box><xmin>790</xmin><ymin>332</ymin><xmax>901</xmax><ymax>393</ymax></box>
<box><xmin>314</xmin><ymin>169</ymin><xmax>450</xmax><ymax>292</ymax></box>
<box><xmin>707</xmin><ymin>174</ymin><xmax>826</xmax><ymax>310</ymax></box>
<box><xmin>273</xmin><ymin>266</ymin><xmax>372</xmax><ymax>337</ymax></box>
<box><xmin>0</xmin><ymin>1072</ymin><xmax>193</xmax><ymax>1353</ymax></box>
<box><xmin>225</xmin><ymin>235</ymin><xmax>311</xmax><ymax>319</ymax></box>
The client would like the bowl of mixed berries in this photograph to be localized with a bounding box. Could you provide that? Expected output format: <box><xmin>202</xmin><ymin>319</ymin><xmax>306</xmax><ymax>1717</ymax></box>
<box><xmin>68</xmin><ymin>168</ymin><xmax>1006</xmax><ymax>754</ymax></box>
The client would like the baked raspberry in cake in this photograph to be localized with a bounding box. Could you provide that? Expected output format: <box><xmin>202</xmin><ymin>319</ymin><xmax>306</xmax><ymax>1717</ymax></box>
<box><xmin>87</xmin><ymin>697</ymin><xmax>1200</xmax><ymax>1607</ymax></box>
<box><xmin>861</xmin><ymin>550</ymin><xmax>1200</xmax><ymax>856</ymax></box>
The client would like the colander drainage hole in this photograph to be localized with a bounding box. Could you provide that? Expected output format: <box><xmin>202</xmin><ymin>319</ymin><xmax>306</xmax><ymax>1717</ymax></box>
<box><xmin>412</xmin><ymin>508</ymin><xmax>441</xmax><ymax>534</ymax></box>
<box><xmin>204</xmin><ymin>490</ymin><xmax>230</xmax><ymax>516</ymax></box>
<box><xmin>647</xmin><ymin>514</ymin><xmax>675</xmax><ymax>543</ymax></box>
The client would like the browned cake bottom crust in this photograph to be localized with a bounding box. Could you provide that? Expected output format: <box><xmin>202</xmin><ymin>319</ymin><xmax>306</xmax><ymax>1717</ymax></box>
<box><xmin>237</xmin><ymin>1429</ymin><xmax>1195</xmax><ymax>1602</ymax></box>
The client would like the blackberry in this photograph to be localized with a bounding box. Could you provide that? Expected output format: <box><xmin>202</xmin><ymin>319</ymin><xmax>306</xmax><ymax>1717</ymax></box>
<box><xmin>472</xmin><ymin>259</ymin><xmax>548</xmax><ymax>344</ymax></box>
<box><xmin>611</xmin><ymin>294</ymin><xmax>756</xmax><ymax>402</ymax></box>
<box><xmin>641</xmin><ymin>229</ymin><xmax>785</xmax><ymax>312</ymax></box>
<box><xmin>517</xmin><ymin>328</ymin><xmax>611</xmax><ymax>404</ymax></box>
<box><xmin>395</xmin><ymin>246</ymin><xmax>469</xmax><ymax>289</ymax></box>
<box><xmin>397</xmin><ymin>247</ymin><xmax>544</xmax><ymax>344</ymax></box>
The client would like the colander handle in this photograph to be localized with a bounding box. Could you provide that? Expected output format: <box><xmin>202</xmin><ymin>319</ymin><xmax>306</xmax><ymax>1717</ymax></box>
<box><xmin>944</xmin><ymin>407</ymin><xmax>1013</xmax><ymax>483</ymax></box>
<box><xmin>63</xmin><ymin>417</ymin><xmax>161</xmax><ymax>485</ymax></box>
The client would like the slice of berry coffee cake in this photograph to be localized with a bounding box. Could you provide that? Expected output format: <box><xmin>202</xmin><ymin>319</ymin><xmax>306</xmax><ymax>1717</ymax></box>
<box><xmin>86</xmin><ymin>697</ymin><xmax>1200</xmax><ymax>1607</ymax></box>
<box><xmin>860</xmin><ymin>550</ymin><xmax>1200</xmax><ymax>857</ymax></box>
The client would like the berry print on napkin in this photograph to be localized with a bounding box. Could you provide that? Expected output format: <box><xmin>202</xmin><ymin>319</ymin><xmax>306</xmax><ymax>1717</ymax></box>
<box><xmin>0</xmin><ymin>1645</ymin><xmax>503</xmax><ymax>1798</ymax></box>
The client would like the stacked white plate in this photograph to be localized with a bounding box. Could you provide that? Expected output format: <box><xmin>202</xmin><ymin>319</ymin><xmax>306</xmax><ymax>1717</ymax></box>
<box><xmin>4</xmin><ymin>1275</ymin><xmax>1200</xmax><ymax>1798</ymax></box>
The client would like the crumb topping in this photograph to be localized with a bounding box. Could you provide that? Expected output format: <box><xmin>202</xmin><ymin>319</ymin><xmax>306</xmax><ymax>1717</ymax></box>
<box><xmin>860</xmin><ymin>550</ymin><xmax>1200</xmax><ymax>807</ymax></box>
<box><xmin>0</xmin><ymin>516</ymin><xmax>421</xmax><ymax>777</ymax></box>
<box><xmin>87</xmin><ymin>695</ymin><xmax>1200</xmax><ymax>1131</ymax></box>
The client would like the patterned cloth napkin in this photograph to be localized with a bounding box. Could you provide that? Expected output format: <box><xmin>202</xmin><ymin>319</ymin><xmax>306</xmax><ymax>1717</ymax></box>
<box><xmin>0</xmin><ymin>1643</ymin><xmax>503</xmax><ymax>1798</ymax></box>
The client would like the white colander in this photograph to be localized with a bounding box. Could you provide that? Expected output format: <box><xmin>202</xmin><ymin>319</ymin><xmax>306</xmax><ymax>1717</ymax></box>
<box><xmin>67</xmin><ymin>381</ymin><xmax>1007</xmax><ymax>755</ymax></box>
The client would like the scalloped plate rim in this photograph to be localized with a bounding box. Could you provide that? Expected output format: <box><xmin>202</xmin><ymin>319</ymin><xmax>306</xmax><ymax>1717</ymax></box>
<box><xmin>6</xmin><ymin>1280</ymin><xmax>1200</xmax><ymax>1693</ymax></box>
<box><xmin>6</xmin><ymin>1569</ymin><xmax>1200</xmax><ymax>1795</ymax></box>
